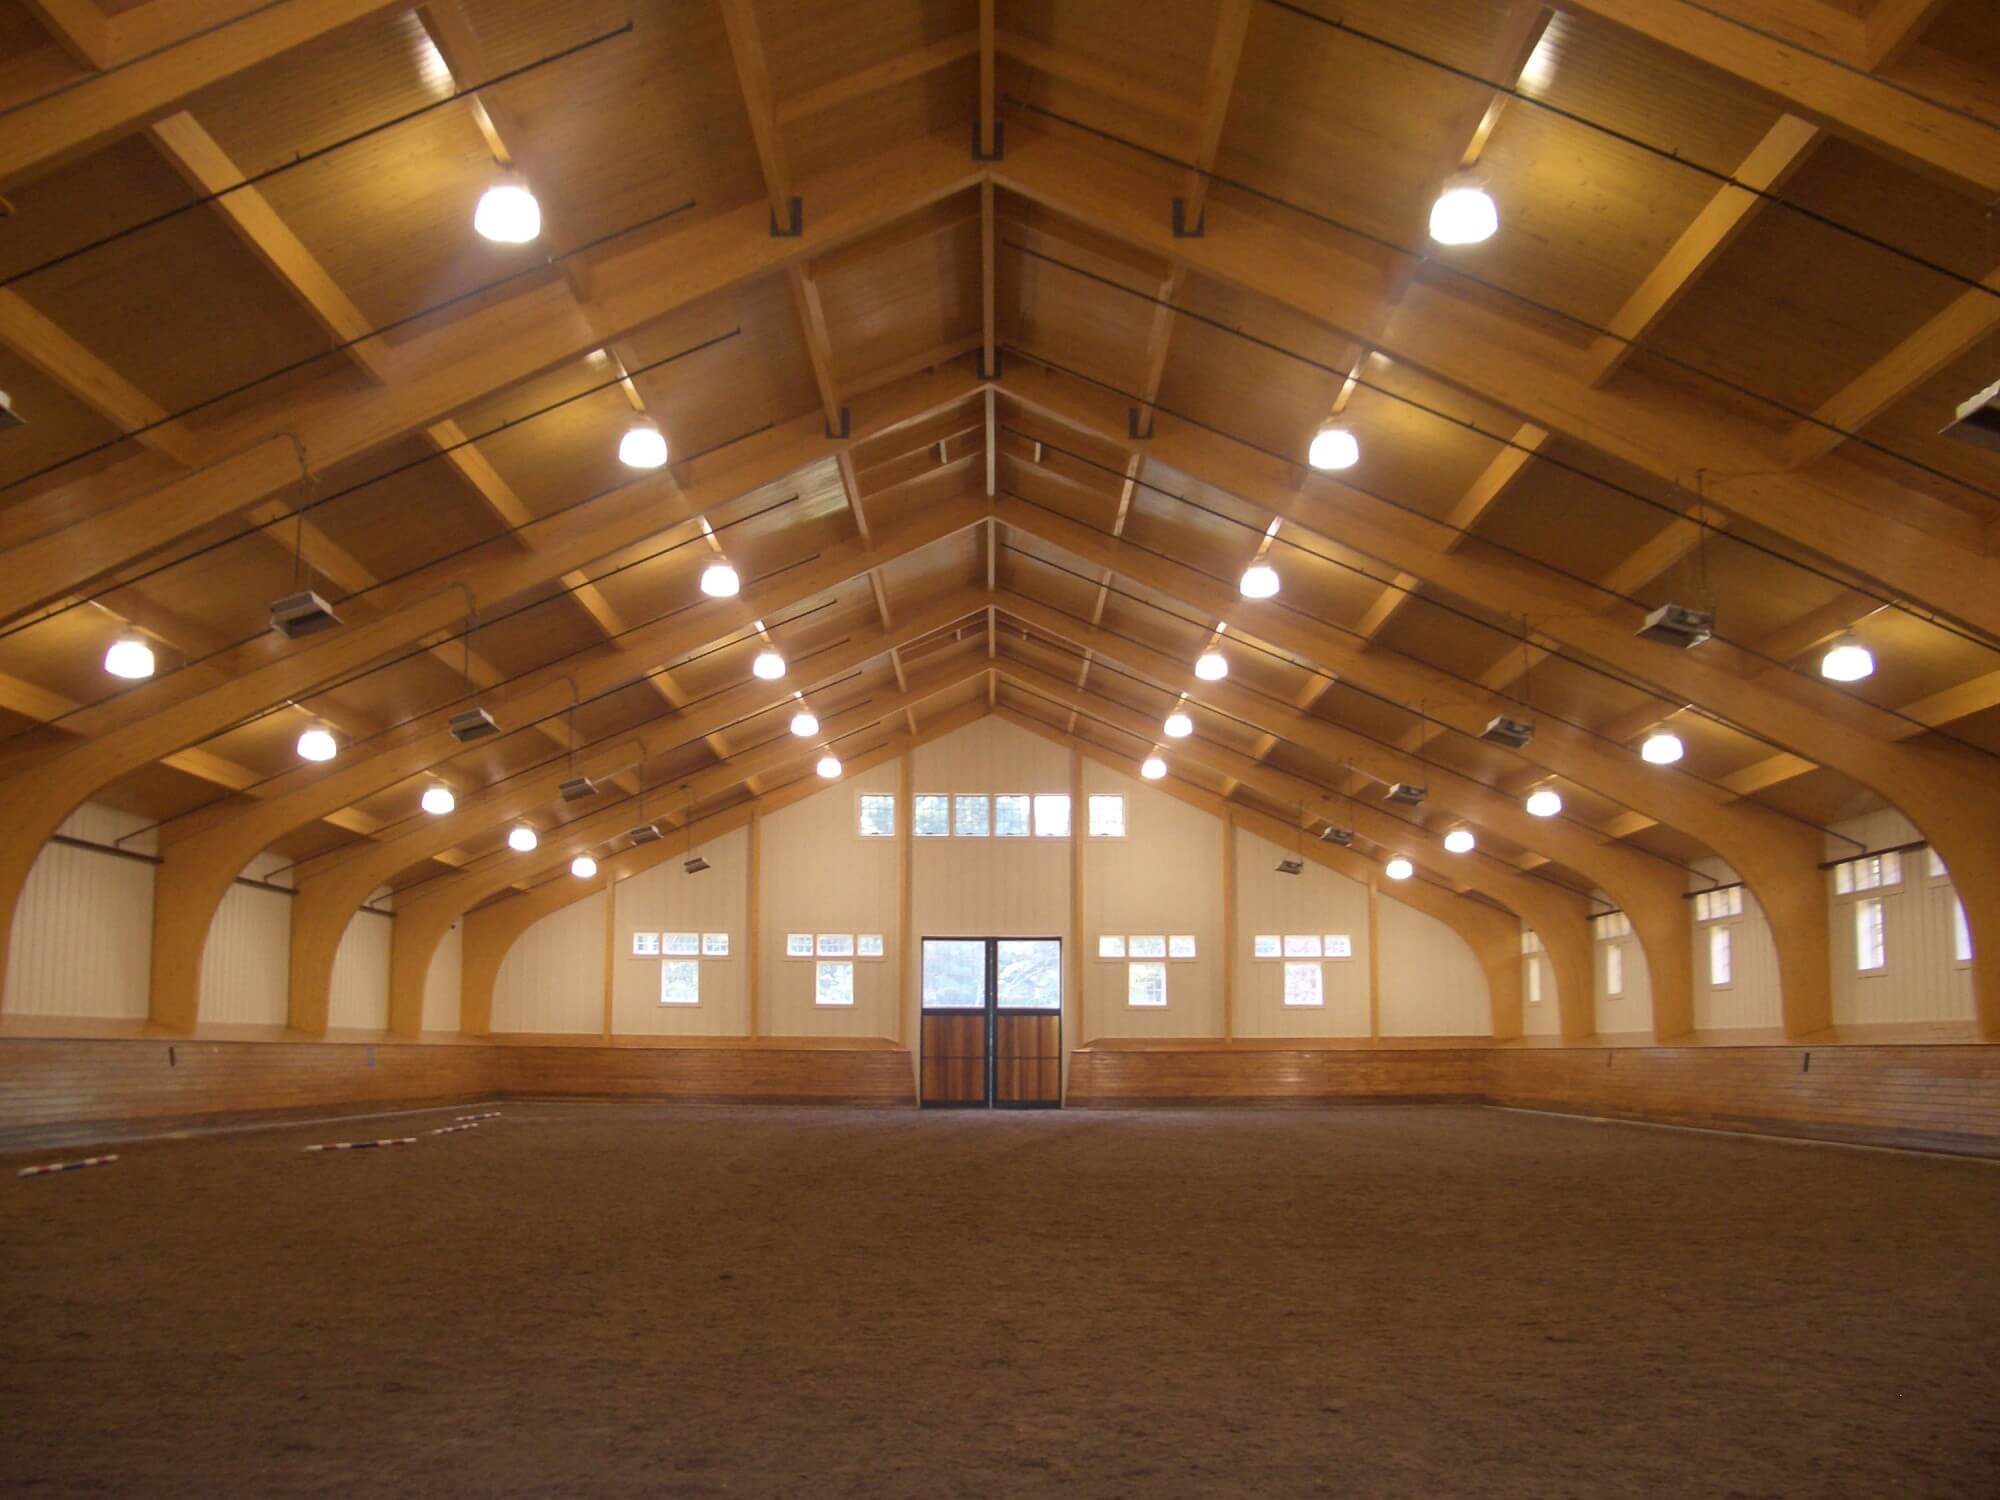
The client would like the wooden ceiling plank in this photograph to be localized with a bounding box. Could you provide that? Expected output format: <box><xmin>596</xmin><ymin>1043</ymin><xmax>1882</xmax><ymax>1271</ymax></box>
<box><xmin>994</xmin><ymin>29</ymin><xmax>1195</xmax><ymax>132</ymax></box>
<box><xmin>775</xmin><ymin>29</ymin><xmax>979</xmax><ymax>127</ymax></box>
<box><xmin>1860</xmin><ymin>0</ymin><xmax>1950</xmax><ymax>70</ymax></box>
<box><xmin>0</xmin><ymin>290</ymin><xmax>203</xmax><ymax>465</ymax></box>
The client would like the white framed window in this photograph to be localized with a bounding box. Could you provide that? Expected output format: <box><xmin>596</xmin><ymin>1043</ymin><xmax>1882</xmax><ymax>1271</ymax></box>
<box><xmin>1128</xmin><ymin>935</ymin><xmax>1167</xmax><ymax>959</ymax></box>
<box><xmin>662</xmin><ymin>932</ymin><xmax>700</xmax><ymax>957</ymax></box>
<box><xmin>815</xmin><ymin>960</ymin><xmax>855</xmax><ymax>1006</ymax></box>
<box><xmin>1709</xmin><ymin>926</ymin><xmax>1733</xmax><ymax>988</ymax></box>
<box><xmin>1594</xmin><ymin>911</ymin><xmax>1632</xmax><ymax>940</ymax></box>
<box><xmin>1283</xmin><ymin>962</ymin><xmax>1324</xmax><ymax>1007</ymax></box>
<box><xmin>1033</xmin><ymin>793</ymin><xmax>1071</xmax><ymax>837</ymax></box>
<box><xmin>701</xmin><ymin>932</ymin><xmax>730</xmax><ymax>958</ymax></box>
<box><xmin>817</xmin><ymin>933</ymin><xmax>855</xmax><ymax>957</ymax></box>
<box><xmin>1954</xmin><ymin>899</ymin><xmax>1971</xmax><ymax>964</ymax></box>
<box><xmin>1127</xmin><ymin>961</ymin><xmax>1167</xmax><ymax>1007</ymax></box>
<box><xmin>1323</xmin><ymin>934</ymin><xmax>1353</xmax><ymax>960</ymax></box>
<box><xmin>1087</xmin><ymin>794</ymin><xmax>1126</xmax><ymax>837</ymax></box>
<box><xmin>1834</xmin><ymin>852</ymin><xmax>1901</xmax><ymax>895</ymax></box>
<box><xmin>784</xmin><ymin>933</ymin><xmax>815</xmax><ymax>959</ymax></box>
<box><xmin>857</xmin><ymin>793</ymin><xmax>896</xmax><ymax>838</ymax></box>
<box><xmin>1928</xmin><ymin>847</ymin><xmax>1948</xmax><ymax>879</ymax></box>
<box><xmin>1855</xmin><ymin>897</ymin><xmax>1885</xmax><ymax>973</ymax></box>
<box><xmin>1168</xmin><ymin>934</ymin><xmax>1197</xmax><ymax>959</ymax></box>
<box><xmin>1522</xmin><ymin>929</ymin><xmax>1543</xmax><ymax>955</ymax></box>
<box><xmin>1605</xmin><ymin>943</ymin><xmax>1623</xmax><ymax>998</ymax></box>
<box><xmin>1097</xmin><ymin>935</ymin><xmax>1126</xmax><ymax>960</ymax></box>
<box><xmin>913</xmin><ymin>794</ymin><xmax>950</xmax><ymax>837</ymax></box>
<box><xmin>953</xmin><ymin>794</ymin><xmax>990</xmax><ymax>837</ymax></box>
<box><xmin>994</xmin><ymin>794</ymin><xmax>1031</xmax><ymax>837</ymax></box>
<box><xmin>631</xmin><ymin>931</ymin><xmax>661</xmax><ymax>957</ymax></box>
<box><xmin>1526</xmin><ymin>957</ymin><xmax>1542</xmax><ymax>1006</ymax></box>
<box><xmin>660</xmin><ymin>960</ymin><xmax>700</xmax><ymax>1006</ymax></box>
<box><xmin>1252</xmin><ymin>934</ymin><xmax>1282</xmax><ymax>960</ymax></box>
<box><xmin>1283</xmin><ymin>934</ymin><xmax>1322</xmax><ymax>958</ymax></box>
<box><xmin>1694</xmin><ymin>887</ymin><xmax>1744</xmax><ymax>921</ymax></box>
<box><xmin>857</xmin><ymin>933</ymin><xmax>885</xmax><ymax>959</ymax></box>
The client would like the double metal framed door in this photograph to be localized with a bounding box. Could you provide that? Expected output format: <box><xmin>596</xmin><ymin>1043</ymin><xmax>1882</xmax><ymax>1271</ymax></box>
<box><xmin>919</xmin><ymin>937</ymin><xmax>1062</xmax><ymax>1108</ymax></box>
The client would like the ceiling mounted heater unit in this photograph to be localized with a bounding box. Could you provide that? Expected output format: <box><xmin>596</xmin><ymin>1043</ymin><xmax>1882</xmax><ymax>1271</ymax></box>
<box><xmin>269</xmin><ymin>591</ymin><xmax>340</xmax><ymax>638</ymax></box>
<box><xmin>626</xmin><ymin>823</ymin><xmax>663</xmax><ymax>845</ymax></box>
<box><xmin>1385</xmin><ymin>782</ymin><xmax>1428</xmax><ymax>806</ymax></box>
<box><xmin>1320</xmin><ymin>826</ymin><xmax>1354</xmax><ymax>847</ymax></box>
<box><xmin>1275</xmin><ymin>856</ymin><xmax>1305</xmax><ymax>876</ymax></box>
<box><xmin>1635</xmin><ymin>603</ymin><xmax>1713</xmax><ymax>649</ymax></box>
<box><xmin>1482</xmin><ymin>715</ymin><xmax>1535</xmax><ymax>748</ymax></box>
<box><xmin>557</xmin><ymin>776</ymin><xmax>598</xmax><ymax>802</ymax></box>
<box><xmin>447</xmin><ymin>708</ymin><xmax>500</xmax><ymax>742</ymax></box>
<box><xmin>683</xmin><ymin>854</ymin><xmax>711</xmax><ymax>874</ymax></box>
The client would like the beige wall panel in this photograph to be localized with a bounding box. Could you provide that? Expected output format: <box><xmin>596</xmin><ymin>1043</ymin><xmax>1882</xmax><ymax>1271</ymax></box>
<box><xmin>490</xmin><ymin>890</ymin><xmax>604</xmax><ymax>1035</ymax></box>
<box><xmin>1377</xmin><ymin>899</ymin><xmax>1490</xmax><ymax>1037</ymax></box>
<box><xmin>1593</xmin><ymin>896</ymin><xmax>1653</xmax><ymax>1038</ymax></box>
<box><xmin>1690</xmin><ymin>859</ymin><xmax>1782</xmax><ymax>1032</ymax></box>
<box><xmin>1825</xmin><ymin>810</ymin><xmax>1974</xmax><ymax>1027</ymax></box>
<box><xmin>423</xmin><ymin>922</ymin><xmax>462</xmax><ymax>1034</ymax></box>
<box><xmin>762</xmin><ymin>760</ymin><xmax>900</xmax><ymax>1037</ymax></box>
<box><xmin>1082</xmin><ymin>760</ymin><xmax>1223</xmax><ymax>1041</ymax></box>
<box><xmin>1232</xmin><ymin>827</ymin><xmax>1369</xmax><ymax>1038</ymax></box>
<box><xmin>327</xmin><ymin>887</ymin><xmax>392</xmax><ymax>1033</ymax></box>
<box><xmin>613</xmin><ymin>826</ymin><xmax>750</xmax><ymax>1036</ymax></box>
<box><xmin>198</xmin><ymin>852</ymin><xmax>291</xmax><ymax>1027</ymax></box>
<box><xmin>5</xmin><ymin>805</ymin><xmax>155</xmax><ymax>1021</ymax></box>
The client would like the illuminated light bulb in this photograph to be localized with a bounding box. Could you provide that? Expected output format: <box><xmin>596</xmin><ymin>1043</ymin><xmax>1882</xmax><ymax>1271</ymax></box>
<box><xmin>700</xmin><ymin>561</ymin><xmax>740</xmax><ymax>598</ymax></box>
<box><xmin>1239</xmin><ymin>562</ymin><xmax>1280</xmax><ymax>599</ymax></box>
<box><xmin>618</xmin><ymin>417</ymin><xmax>668</xmax><ymax>470</ymax></box>
<box><xmin>1162</xmin><ymin>710</ymin><xmax>1192</xmax><ymax>739</ymax></box>
<box><xmin>473</xmin><ymin>174</ymin><xmax>540</xmax><ymax>244</ymax></box>
<box><xmin>1384</xmin><ymin>856</ymin><xmax>1414</xmax><ymax>881</ymax></box>
<box><xmin>296</xmin><ymin>726</ymin><xmax>336</xmax><ymax>763</ymax></box>
<box><xmin>570</xmin><ymin>854</ymin><xmax>597</xmax><ymax>879</ymax></box>
<box><xmin>816</xmin><ymin>753</ymin><xmax>842</xmax><ymax>780</ymax></box>
<box><xmin>1640</xmin><ymin>731</ymin><xmax>1684</xmax><ymax>766</ymax></box>
<box><xmin>1820</xmin><ymin>637</ymin><xmax>1874</xmax><ymax>683</ymax></box>
<box><xmin>752</xmin><ymin>649</ymin><xmax>786</xmax><ymax>681</ymax></box>
<box><xmin>508</xmin><ymin>825</ymin><xmax>539</xmax><ymax>853</ymax></box>
<box><xmin>421</xmin><ymin>786</ymin><xmax>456</xmax><ymax>816</ymax></box>
<box><xmin>1307</xmin><ymin>425</ymin><xmax>1360</xmax><ymax>471</ymax></box>
<box><xmin>1443</xmin><ymin>828</ymin><xmax>1476</xmax><ymax>854</ymax></box>
<box><xmin>1525</xmin><ymin>788</ymin><xmax>1563</xmax><ymax>818</ymax></box>
<box><xmin>1194</xmin><ymin>651</ymin><xmax>1229</xmax><ymax>681</ymax></box>
<box><xmin>1429</xmin><ymin>177</ymin><xmax>1497</xmax><ymax>245</ymax></box>
<box><xmin>1140</xmin><ymin>755</ymin><xmax>1167</xmax><ymax>781</ymax></box>
<box><xmin>790</xmin><ymin>709</ymin><xmax>819</xmax><ymax>738</ymax></box>
<box><xmin>103</xmin><ymin>633</ymin><xmax>154</xmax><ymax>679</ymax></box>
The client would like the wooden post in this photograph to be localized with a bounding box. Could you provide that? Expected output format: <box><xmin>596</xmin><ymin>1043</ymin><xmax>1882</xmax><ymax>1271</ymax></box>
<box><xmin>1221</xmin><ymin>810</ymin><xmax>1236</xmax><ymax>1043</ymax></box>
<box><xmin>747</xmin><ymin>808</ymin><xmax>762</xmax><ymax>1040</ymax></box>
<box><xmin>1367</xmin><ymin>877</ymin><xmax>1382</xmax><ymax>1041</ymax></box>
<box><xmin>601</xmin><ymin>871</ymin><xmax>616</xmax><ymax>1040</ymax></box>
<box><xmin>1069</xmin><ymin>747</ymin><xmax>1084</xmax><ymax>1058</ymax></box>
<box><xmin>897</xmin><ymin>749</ymin><xmax>913</xmax><ymax>1052</ymax></box>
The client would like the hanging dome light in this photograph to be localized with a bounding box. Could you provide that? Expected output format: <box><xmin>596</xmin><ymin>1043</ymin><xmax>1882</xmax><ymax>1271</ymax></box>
<box><xmin>296</xmin><ymin>725</ymin><xmax>337</xmax><ymax>763</ymax></box>
<box><xmin>1525</xmin><ymin>787</ymin><xmax>1563</xmax><ymax>818</ymax></box>
<box><xmin>570</xmin><ymin>854</ymin><xmax>598</xmax><ymax>879</ymax></box>
<box><xmin>700</xmin><ymin>560</ymin><xmax>740</xmax><ymax>598</ymax></box>
<box><xmin>816</xmin><ymin>753</ymin><xmax>842</xmax><ymax>780</ymax></box>
<box><xmin>507</xmin><ymin>825</ymin><xmax>539</xmax><ymax>853</ymax></box>
<box><xmin>1384</xmin><ymin>856</ymin><xmax>1414</xmax><ymax>881</ymax></box>
<box><xmin>1239</xmin><ymin>562</ymin><xmax>1280</xmax><ymax>599</ymax></box>
<box><xmin>1162</xmin><ymin>710</ymin><xmax>1193</xmax><ymax>739</ymax></box>
<box><xmin>752</xmin><ymin>649</ymin><xmax>786</xmax><ymax>681</ymax></box>
<box><xmin>1428</xmin><ymin>175</ymin><xmax>1498</xmax><ymax>245</ymax></box>
<box><xmin>617</xmin><ymin>417</ymin><xmax>668</xmax><ymax>470</ymax></box>
<box><xmin>420</xmin><ymin>785</ymin><xmax>456</xmax><ymax>816</ymax></box>
<box><xmin>1194</xmin><ymin>650</ymin><xmax>1229</xmax><ymax>681</ymax></box>
<box><xmin>1443</xmin><ymin>828</ymin><xmax>1476</xmax><ymax>854</ymax></box>
<box><xmin>103</xmin><ymin>632</ymin><xmax>155</xmax><ymax>680</ymax></box>
<box><xmin>1820</xmin><ymin>635</ymin><xmax>1874</xmax><ymax>682</ymax></box>
<box><xmin>473</xmin><ymin>173</ymin><xmax>541</xmax><ymax>244</ymax></box>
<box><xmin>1640</xmin><ymin>731</ymin><xmax>1684</xmax><ymax>766</ymax></box>
<box><xmin>1140</xmin><ymin>754</ymin><xmax>1167</xmax><ymax>781</ymax></box>
<box><xmin>790</xmin><ymin>708</ymin><xmax>819</xmax><ymax>738</ymax></box>
<box><xmin>1307</xmin><ymin>425</ymin><xmax>1360</xmax><ymax>471</ymax></box>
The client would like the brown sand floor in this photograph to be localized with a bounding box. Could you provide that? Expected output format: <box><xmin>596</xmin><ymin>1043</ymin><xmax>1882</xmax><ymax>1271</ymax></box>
<box><xmin>2</xmin><ymin>1101</ymin><xmax>1997</xmax><ymax>1498</ymax></box>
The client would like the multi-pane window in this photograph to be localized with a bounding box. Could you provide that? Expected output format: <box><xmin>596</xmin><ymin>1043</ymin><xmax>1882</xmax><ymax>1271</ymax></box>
<box><xmin>661</xmin><ymin>932</ymin><xmax>700</xmax><ymax>956</ymax></box>
<box><xmin>1855</xmin><ymin>897</ymin><xmax>1886</xmax><ymax>973</ymax></box>
<box><xmin>1098</xmin><ymin>935</ymin><xmax>1126</xmax><ymax>959</ymax></box>
<box><xmin>1283</xmin><ymin>934</ymin><xmax>1322</xmax><ymax>958</ymax></box>
<box><xmin>815</xmin><ymin>961</ymin><xmax>855</xmax><ymax>1007</ymax></box>
<box><xmin>913</xmin><ymin>794</ymin><xmax>950</xmax><ymax>837</ymax></box>
<box><xmin>857</xmin><ymin>933</ymin><xmax>886</xmax><ymax>958</ymax></box>
<box><xmin>1252</xmin><ymin>934</ymin><xmax>1282</xmax><ymax>959</ymax></box>
<box><xmin>1128</xmin><ymin>935</ymin><xmax>1167</xmax><ymax>958</ymax></box>
<box><xmin>1127</xmin><ymin>962</ymin><xmax>1167</xmax><ymax>1007</ymax></box>
<box><xmin>701</xmin><ymin>932</ymin><xmax>729</xmax><ymax>957</ymax></box>
<box><xmin>857</xmin><ymin>794</ymin><xmax>896</xmax><ymax>838</ymax></box>
<box><xmin>1087</xmin><ymin>795</ymin><xmax>1126</xmax><ymax>837</ymax></box>
<box><xmin>661</xmin><ymin>960</ymin><xmax>700</xmax><ymax>1006</ymax></box>
<box><xmin>628</xmin><ymin>931</ymin><xmax>735</xmax><ymax>1006</ymax></box>
<box><xmin>817</xmin><ymin>933</ymin><xmax>855</xmax><ymax>957</ymax></box>
<box><xmin>1033</xmin><ymin>794</ymin><xmax>1071</xmax><ymax>837</ymax></box>
<box><xmin>1605</xmin><ymin>943</ymin><xmax>1623</xmax><ymax>998</ymax></box>
<box><xmin>784</xmin><ymin>933</ymin><xmax>814</xmax><ymax>958</ymax></box>
<box><xmin>1168</xmin><ymin>934</ymin><xmax>1197</xmax><ymax>959</ymax></box>
<box><xmin>1594</xmin><ymin>911</ymin><xmax>1632</xmax><ymax>940</ymax></box>
<box><xmin>1283</xmin><ymin>962</ymin><xmax>1324</xmax><ymax>1007</ymax></box>
<box><xmin>994</xmin><ymin>794</ymin><xmax>1031</xmax><ymax>837</ymax></box>
<box><xmin>1955</xmin><ymin>900</ymin><xmax>1972</xmax><ymax>964</ymax></box>
<box><xmin>953</xmin><ymin>794</ymin><xmax>990</xmax><ymax>837</ymax></box>
<box><xmin>1929</xmin><ymin>847</ymin><xmax>1948</xmax><ymax>879</ymax></box>
<box><xmin>1833</xmin><ymin>852</ymin><xmax>1901</xmax><ymax>895</ymax></box>
<box><xmin>1709</xmin><ymin>926</ymin><xmax>1733</xmax><ymax>987</ymax></box>
<box><xmin>1099</xmin><ymin>934</ymin><xmax>1197</xmax><ymax>960</ymax></box>
<box><xmin>1252</xmin><ymin>934</ymin><xmax>1350</xmax><ymax>960</ymax></box>
<box><xmin>1694</xmin><ymin>887</ymin><xmax>1743</xmax><ymax>921</ymax></box>
<box><xmin>1526</xmin><ymin>955</ymin><xmax>1542</xmax><ymax>1006</ymax></box>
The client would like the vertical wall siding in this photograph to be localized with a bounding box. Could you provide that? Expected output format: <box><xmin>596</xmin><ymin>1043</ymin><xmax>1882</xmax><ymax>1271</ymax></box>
<box><xmin>490</xmin><ymin>891</ymin><xmax>604</xmax><ymax>1034</ymax></box>
<box><xmin>198</xmin><ymin>852</ymin><xmax>291</xmax><ymax>1027</ymax></box>
<box><xmin>1825</xmin><ymin>809</ymin><xmax>1973</xmax><ymax>1027</ymax></box>
<box><xmin>1690</xmin><ymin>859</ymin><xmax>1782</xmax><ymax>1032</ymax></box>
<box><xmin>423</xmin><ymin>923</ymin><xmax>462</xmax><ymax>1034</ymax></box>
<box><xmin>5</xmin><ymin>805</ymin><xmax>156</xmax><ymax>1020</ymax></box>
<box><xmin>1377</xmin><ymin>900</ymin><xmax>1490</xmax><ymax>1036</ymax></box>
<box><xmin>1232</xmin><ymin>828</ymin><xmax>1370</xmax><ymax>1037</ymax></box>
<box><xmin>613</xmin><ymin>825</ymin><xmax>749</xmax><ymax>1036</ymax></box>
<box><xmin>762</xmin><ymin>760</ymin><xmax>901</xmax><ymax>1037</ymax></box>
<box><xmin>326</xmin><ymin>888</ymin><xmax>392</xmax><ymax>1033</ymax></box>
<box><xmin>1082</xmin><ymin>761</ymin><xmax>1222</xmax><ymax>1040</ymax></box>
<box><xmin>1594</xmin><ymin>928</ymin><xmax>1653</xmax><ymax>1038</ymax></box>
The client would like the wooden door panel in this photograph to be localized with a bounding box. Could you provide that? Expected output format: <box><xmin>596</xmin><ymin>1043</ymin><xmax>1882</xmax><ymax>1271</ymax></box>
<box><xmin>921</xmin><ymin>1013</ymin><xmax>987</xmax><ymax>1104</ymax></box>
<box><xmin>994</xmin><ymin>1013</ymin><xmax>1061</xmax><ymax>1105</ymax></box>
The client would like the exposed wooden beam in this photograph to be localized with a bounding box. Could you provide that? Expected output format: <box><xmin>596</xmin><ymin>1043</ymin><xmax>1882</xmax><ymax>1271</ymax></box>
<box><xmin>0</xmin><ymin>289</ymin><xmax>203</xmax><ymax>464</ymax></box>
<box><xmin>775</xmin><ymin>30</ymin><xmax>978</xmax><ymax>127</ymax></box>
<box><xmin>993</xmin><ymin>29</ymin><xmax>1194</xmax><ymax>131</ymax></box>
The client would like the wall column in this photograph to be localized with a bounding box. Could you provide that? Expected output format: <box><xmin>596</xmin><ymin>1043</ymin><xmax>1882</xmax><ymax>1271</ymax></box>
<box><xmin>748</xmin><ymin>808</ymin><xmax>762</xmax><ymax>1041</ymax></box>
<box><xmin>1368</xmin><ymin>877</ymin><xmax>1381</xmax><ymax>1041</ymax></box>
<box><xmin>1221</xmin><ymin>811</ymin><xmax>1236</xmax><ymax>1042</ymax></box>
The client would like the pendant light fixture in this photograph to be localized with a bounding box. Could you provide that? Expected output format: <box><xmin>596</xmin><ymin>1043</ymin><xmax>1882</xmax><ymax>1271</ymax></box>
<box><xmin>508</xmin><ymin>825</ymin><xmax>539</xmax><ymax>852</ymax></box>
<box><xmin>700</xmin><ymin>559</ymin><xmax>740</xmax><ymax>598</ymax></box>
<box><xmin>617</xmin><ymin>417</ymin><xmax>668</xmax><ymax>470</ymax></box>
<box><xmin>790</xmin><ymin>706</ymin><xmax>819</xmax><ymax>737</ymax></box>
<box><xmin>816</xmin><ymin>752</ymin><xmax>842</xmax><ymax>779</ymax></box>
<box><xmin>1443</xmin><ymin>828</ymin><xmax>1476</xmax><ymax>854</ymax></box>
<box><xmin>473</xmin><ymin>173</ymin><xmax>541</xmax><ymax>243</ymax></box>
<box><xmin>1640</xmin><ymin>731</ymin><xmax>1684</xmax><ymax>766</ymax></box>
<box><xmin>1194</xmin><ymin>649</ymin><xmax>1229</xmax><ymax>681</ymax></box>
<box><xmin>1525</xmin><ymin>787</ymin><xmax>1563</xmax><ymax>818</ymax></box>
<box><xmin>103</xmin><ymin>632</ymin><xmax>155</xmax><ymax>680</ymax></box>
<box><xmin>570</xmin><ymin>854</ymin><xmax>598</xmax><ymax>879</ymax></box>
<box><xmin>296</xmin><ymin>725</ymin><xmax>336</xmax><ymax>763</ymax></box>
<box><xmin>1307</xmin><ymin>425</ymin><xmax>1360</xmax><ymax>471</ymax></box>
<box><xmin>1162</xmin><ymin>709</ymin><xmax>1192</xmax><ymax>739</ymax></box>
<box><xmin>1428</xmin><ymin>174</ymin><xmax>1497</xmax><ymax>245</ymax></box>
<box><xmin>1384</xmin><ymin>855</ymin><xmax>1414</xmax><ymax>881</ymax></box>
<box><xmin>1819</xmin><ymin>635</ymin><xmax>1874</xmax><ymax>682</ymax></box>
<box><xmin>421</xmin><ymin>785</ymin><xmax>456</xmax><ymax>816</ymax></box>
<box><xmin>752</xmin><ymin>648</ymin><xmax>786</xmax><ymax>681</ymax></box>
<box><xmin>1140</xmin><ymin>754</ymin><xmax>1167</xmax><ymax>780</ymax></box>
<box><xmin>1239</xmin><ymin>562</ymin><xmax>1280</xmax><ymax>599</ymax></box>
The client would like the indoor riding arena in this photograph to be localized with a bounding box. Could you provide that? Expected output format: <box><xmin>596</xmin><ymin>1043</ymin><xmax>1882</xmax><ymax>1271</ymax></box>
<box><xmin>2</xmin><ymin>1</ymin><xmax>1997</xmax><ymax>1496</ymax></box>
